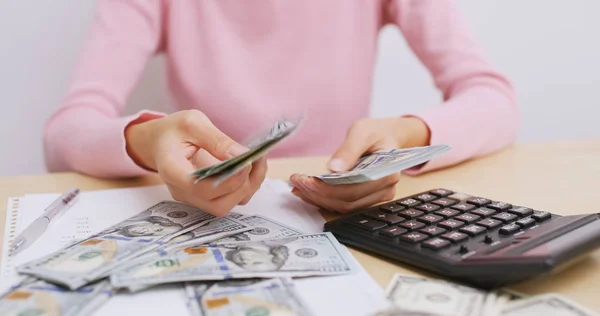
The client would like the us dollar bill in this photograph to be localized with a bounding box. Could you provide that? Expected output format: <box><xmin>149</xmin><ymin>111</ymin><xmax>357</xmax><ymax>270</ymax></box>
<box><xmin>0</xmin><ymin>279</ymin><xmax>112</xmax><ymax>316</ymax></box>
<box><xmin>115</xmin><ymin>215</ymin><xmax>252</xmax><ymax>293</ymax></box>
<box><xmin>383</xmin><ymin>273</ymin><xmax>502</xmax><ymax>316</ymax></box>
<box><xmin>317</xmin><ymin>145</ymin><xmax>451</xmax><ymax>185</ymax></box>
<box><xmin>16</xmin><ymin>201</ymin><xmax>216</xmax><ymax>290</ymax></box>
<box><xmin>501</xmin><ymin>294</ymin><xmax>598</xmax><ymax>316</ymax></box>
<box><xmin>212</xmin><ymin>215</ymin><xmax>304</xmax><ymax>243</ymax></box>
<box><xmin>166</xmin><ymin>216</ymin><xmax>252</xmax><ymax>247</ymax></box>
<box><xmin>191</xmin><ymin>117</ymin><xmax>302</xmax><ymax>186</ymax></box>
<box><xmin>185</xmin><ymin>278</ymin><xmax>315</xmax><ymax>316</ymax></box>
<box><xmin>109</xmin><ymin>232</ymin><xmax>356</xmax><ymax>288</ymax></box>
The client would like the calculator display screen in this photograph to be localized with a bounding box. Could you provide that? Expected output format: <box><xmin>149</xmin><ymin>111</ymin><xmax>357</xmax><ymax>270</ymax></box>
<box><xmin>522</xmin><ymin>220</ymin><xmax>600</xmax><ymax>256</ymax></box>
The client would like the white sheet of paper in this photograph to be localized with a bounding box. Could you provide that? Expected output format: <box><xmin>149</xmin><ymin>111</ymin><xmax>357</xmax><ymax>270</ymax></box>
<box><xmin>1</xmin><ymin>179</ymin><xmax>387</xmax><ymax>316</ymax></box>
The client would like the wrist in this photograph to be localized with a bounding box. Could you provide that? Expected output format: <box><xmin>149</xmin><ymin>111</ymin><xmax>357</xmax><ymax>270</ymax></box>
<box><xmin>394</xmin><ymin>116</ymin><xmax>431</xmax><ymax>148</ymax></box>
<box><xmin>125</xmin><ymin>119</ymin><xmax>157</xmax><ymax>172</ymax></box>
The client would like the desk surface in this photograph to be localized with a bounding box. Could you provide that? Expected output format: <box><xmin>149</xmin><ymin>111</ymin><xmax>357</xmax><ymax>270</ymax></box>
<box><xmin>1</xmin><ymin>139</ymin><xmax>599</xmax><ymax>311</ymax></box>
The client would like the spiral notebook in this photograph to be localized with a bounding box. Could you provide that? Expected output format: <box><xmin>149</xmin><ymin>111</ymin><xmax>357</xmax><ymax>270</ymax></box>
<box><xmin>0</xmin><ymin>185</ymin><xmax>175</xmax><ymax>292</ymax></box>
<box><xmin>0</xmin><ymin>180</ymin><xmax>387</xmax><ymax>315</ymax></box>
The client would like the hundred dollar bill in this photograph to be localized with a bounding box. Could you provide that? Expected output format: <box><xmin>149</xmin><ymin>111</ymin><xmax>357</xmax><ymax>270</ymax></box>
<box><xmin>384</xmin><ymin>273</ymin><xmax>500</xmax><ymax>316</ymax></box>
<box><xmin>212</xmin><ymin>215</ymin><xmax>304</xmax><ymax>243</ymax></box>
<box><xmin>316</xmin><ymin>145</ymin><xmax>451</xmax><ymax>185</ymax></box>
<box><xmin>109</xmin><ymin>232</ymin><xmax>356</xmax><ymax>288</ymax></box>
<box><xmin>16</xmin><ymin>201</ymin><xmax>216</xmax><ymax>290</ymax></box>
<box><xmin>191</xmin><ymin>117</ymin><xmax>303</xmax><ymax>187</ymax></box>
<box><xmin>185</xmin><ymin>278</ymin><xmax>315</xmax><ymax>316</ymax></box>
<box><xmin>501</xmin><ymin>294</ymin><xmax>598</xmax><ymax>316</ymax></box>
<box><xmin>166</xmin><ymin>216</ymin><xmax>252</xmax><ymax>247</ymax></box>
<box><xmin>115</xmin><ymin>215</ymin><xmax>253</xmax><ymax>293</ymax></box>
<box><xmin>0</xmin><ymin>279</ymin><xmax>112</xmax><ymax>316</ymax></box>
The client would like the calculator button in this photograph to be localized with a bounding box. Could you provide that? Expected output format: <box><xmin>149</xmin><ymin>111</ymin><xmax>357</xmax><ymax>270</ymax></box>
<box><xmin>499</xmin><ymin>223</ymin><xmax>521</xmax><ymax>235</ymax></box>
<box><xmin>399</xmin><ymin>232</ymin><xmax>429</xmax><ymax>244</ymax></box>
<box><xmin>363</xmin><ymin>210</ymin><xmax>405</xmax><ymax>225</ymax></box>
<box><xmin>450</xmin><ymin>203</ymin><xmax>476</xmax><ymax>212</ymax></box>
<box><xmin>508</xmin><ymin>207</ymin><xmax>534</xmax><ymax>217</ymax></box>
<box><xmin>432</xmin><ymin>198</ymin><xmax>457</xmax><ymax>207</ymax></box>
<box><xmin>516</xmin><ymin>217</ymin><xmax>536</xmax><ymax>228</ymax></box>
<box><xmin>430</xmin><ymin>189</ymin><xmax>453</xmax><ymax>197</ymax></box>
<box><xmin>415</xmin><ymin>193</ymin><xmax>437</xmax><ymax>202</ymax></box>
<box><xmin>459</xmin><ymin>224</ymin><xmax>487</xmax><ymax>236</ymax></box>
<box><xmin>398</xmin><ymin>198</ymin><xmax>421</xmax><ymax>208</ymax></box>
<box><xmin>466</xmin><ymin>197</ymin><xmax>491</xmax><ymax>206</ymax></box>
<box><xmin>422</xmin><ymin>238</ymin><xmax>451</xmax><ymax>250</ymax></box>
<box><xmin>454</xmin><ymin>213</ymin><xmax>481</xmax><ymax>223</ymax></box>
<box><xmin>398</xmin><ymin>209</ymin><xmax>424</xmax><ymax>219</ymax></box>
<box><xmin>438</xmin><ymin>219</ymin><xmax>465</xmax><ymax>230</ymax></box>
<box><xmin>399</xmin><ymin>220</ymin><xmax>426</xmax><ymax>231</ymax></box>
<box><xmin>417</xmin><ymin>214</ymin><xmax>444</xmax><ymax>225</ymax></box>
<box><xmin>531</xmin><ymin>211</ymin><xmax>551</xmax><ymax>222</ymax></box>
<box><xmin>448</xmin><ymin>193</ymin><xmax>471</xmax><ymax>202</ymax></box>
<box><xmin>440</xmin><ymin>231</ymin><xmax>469</xmax><ymax>243</ymax></box>
<box><xmin>492</xmin><ymin>212</ymin><xmax>518</xmax><ymax>223</ymax></box>
<box><xmin>471</xmin><ymin>207</ymin><xmax>496</xmax><ymax>218</ymax></box>
<box><xmin>416</xmin><ymin>203</ymin><xmax>441</xmax><ymax>213</ymax></box>
<box><xmin>487</xmin><ymin>201</ymin><xmax>512</xmax><ymax>211</ymax></box>
<box><xmin>476</xmin><ymin>218</ymin><xmax>503</xmax><ymax>229</ymax></box>
<box><xmin>379</xmin><ymin>203</ymin><xmax>406</xmax><ymax>214</ymax></box>
<box><xmin>435</xmin><ymin>209</ymin><xmax>461</xmax><ymax>219</ymax></box>
<box><xmin>346</xmin><ymin>216</ymin><xmax>387</xmax><ymax>231</ymax></box>
<box><xmin>419</xmin><ymin>226</ymin><xmax>447</xmax><ymax>237</ymax></box>
<box><xmin>380</xmin><ymin>226</ymin><xmax>408</xmax><ymax>237</ymax></box>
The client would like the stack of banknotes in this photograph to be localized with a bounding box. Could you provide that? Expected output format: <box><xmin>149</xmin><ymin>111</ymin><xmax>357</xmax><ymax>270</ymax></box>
<box><xmin>374</xmin><ymin>273</ymin><xmax>598</xmax><ymax>316</ymax></box>
<box><xmin>190</xmin><ymin>116</ymin><xmax>452</xmax><ymax>186</ymax></box>
<box><xmin>0</xmin><ymin>200</ymin><xmax>355</xmax><ymax>315</ymax></box>
<box><xmin>316</xmin><ymin>145</ymin><xmax>451</xmax><ymax>185</ymax></box>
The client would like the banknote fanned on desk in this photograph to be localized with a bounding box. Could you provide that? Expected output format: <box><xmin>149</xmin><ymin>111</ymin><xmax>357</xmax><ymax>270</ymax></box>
<box><xmin>316</xmin><ymin>144</ymin><xmax>451</xmax><ymax>185</ymax></box>
<box><xmin>185</xmin><ymin>278</ymin><xmax>315</xmax><ymax>316</ymax></box>
<box><xmin>6</xmin><ymin>200</ymin><xmax>357</xmax><ymax>315</ymax></box>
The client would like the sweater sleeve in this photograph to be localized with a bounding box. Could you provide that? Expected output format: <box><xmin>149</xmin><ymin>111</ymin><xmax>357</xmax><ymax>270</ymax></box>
<box><xmin>43</xmin><ymin>0</ymin><xmax>167</xmax><ymax>178</ymax></box>
<box><xmin>385</xmin><ymin>0</ymin><xmax>520</xmax><ymax>174</ymax></box>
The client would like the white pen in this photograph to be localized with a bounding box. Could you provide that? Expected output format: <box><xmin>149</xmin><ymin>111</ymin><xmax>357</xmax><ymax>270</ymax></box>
<box><xmin>9</xmin><ymin>188</ymin><xmax>80</xmax><ymax>256</ymax></box>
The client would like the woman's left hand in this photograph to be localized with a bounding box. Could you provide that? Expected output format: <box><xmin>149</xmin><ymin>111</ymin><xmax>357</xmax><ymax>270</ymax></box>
<box><xmin>289</xmin><ymin>116</ymin><xmax>430</xmax><ymax>213</ymax></box>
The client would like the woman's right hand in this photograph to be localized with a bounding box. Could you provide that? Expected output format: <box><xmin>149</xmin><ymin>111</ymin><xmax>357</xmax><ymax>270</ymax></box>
<box><xmin>124</xmin><ymin>110</ymin><xmax>267</xmax><ymax>216</ymax></box>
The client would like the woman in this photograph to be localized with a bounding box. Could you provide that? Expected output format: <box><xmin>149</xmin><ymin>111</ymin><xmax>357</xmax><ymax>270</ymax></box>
<box><xmin>43</xmin><ymin>1</ymin><xmax>518</xmax><ymax>216</ymax></box>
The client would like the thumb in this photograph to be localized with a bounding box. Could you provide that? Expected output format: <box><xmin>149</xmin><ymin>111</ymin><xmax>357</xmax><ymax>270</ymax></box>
<box><xmin>191</xmin><ymin>120</ymin><xmax>248</xmax><ymax>160</ymax></box>
<box><xmin>328</xmin><ymin>129</ymin><xmax>373</xmax><ymax>172</ymax></box>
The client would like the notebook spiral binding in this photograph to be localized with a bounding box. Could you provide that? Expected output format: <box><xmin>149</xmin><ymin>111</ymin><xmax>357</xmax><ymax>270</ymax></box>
<box><xmin>2</xmin><ymin>198</ymin><xmax>20</xmax><ymax>280</ymax></box>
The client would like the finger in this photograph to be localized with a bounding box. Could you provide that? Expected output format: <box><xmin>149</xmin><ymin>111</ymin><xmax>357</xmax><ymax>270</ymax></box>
<box><xmin>291</xmin><ymin>187</ymin><xmax>322</xmax><ymax>209</ymax></box>
<box><xmin>180</xmin><ymin>110</ymin><xmax>248</xmax><ymax>160</ymax></box>
<box><xmin>207</xmin><ymin>178</ymin><xmax>256</xmax><ymax>216</ymax></box>
<box><xmin>189</xmin><ymin>148</ymin><xmax>221</xmax><ymax>169</ymax></box>
<box><xmin>239</xmin><ymin>157</ymin><xmax>267</xmax><ymax>205</ymax></box>
<box><xmin>291</xmin><ymin>173</ymin><xmax>400</xmax><ymax>202</ymax></box>
<box><xmin>327</xmin><ymin>126</ymin><xmax>374</xmax><ymax>172</ymax></box>
<box><xmin>328</xmin><ymin>125</ymin><xmax>399</xmax><ymax>172</ymax></box>
<box><xmin>158</xmin><ymin>148</ymin><xmax>252</xmax><ymax>201</ymax></box>
<box><xmin>298</xmin><ymin>183</ymin><xmax>397</xmax><ymax>213</ymax></box>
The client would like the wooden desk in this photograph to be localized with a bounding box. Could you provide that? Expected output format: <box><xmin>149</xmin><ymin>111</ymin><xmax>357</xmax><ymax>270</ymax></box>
<box><xmin>1</xmin><ymin>140</ymin><xmax>599</xmax><ymax>312</ymax></box>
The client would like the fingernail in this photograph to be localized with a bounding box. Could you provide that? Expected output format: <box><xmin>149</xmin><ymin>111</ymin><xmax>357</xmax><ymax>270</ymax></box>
<box><xmin>227</xmin><ymin>143</ymin><xmax>248</xmax><ymax>156</ymax></box>
<box><xmin>328</xmin><ymin>158</ymin><xmax>346</xmax><ymax>172</ymax></box>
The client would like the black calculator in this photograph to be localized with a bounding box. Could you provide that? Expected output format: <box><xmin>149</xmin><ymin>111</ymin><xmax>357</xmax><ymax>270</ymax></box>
<box><xmin>323</xmin><ymin>189</ymin><xmax>600</xmax><ymax>289</ymax></box>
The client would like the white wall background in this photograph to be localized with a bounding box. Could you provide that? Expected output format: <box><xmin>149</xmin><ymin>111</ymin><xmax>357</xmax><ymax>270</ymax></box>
<box><xmin>0</xmin><ymin>1</ymin><xmax>598</xmax><ymax>177</ymax></box>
